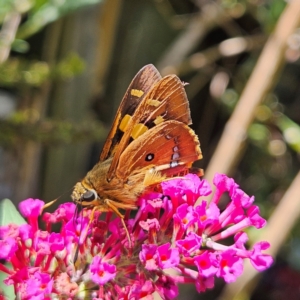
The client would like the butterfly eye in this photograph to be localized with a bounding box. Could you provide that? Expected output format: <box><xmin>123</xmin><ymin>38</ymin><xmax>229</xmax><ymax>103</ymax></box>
<box><xmin>145</xmin><ymin>153</ymin><xmax>155</xmax><ymax>161</ymax></box>
<box><xmin>82</xmin><ymin>190</ymin><xmax>97</xmax><ymax>201</ymax></box>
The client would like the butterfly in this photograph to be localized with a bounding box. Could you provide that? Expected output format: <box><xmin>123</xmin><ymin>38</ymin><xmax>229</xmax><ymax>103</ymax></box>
<box><xmin>71</xmin><ymin>64</ymin><xmax>202</xmax><ymax>222</ymax></box>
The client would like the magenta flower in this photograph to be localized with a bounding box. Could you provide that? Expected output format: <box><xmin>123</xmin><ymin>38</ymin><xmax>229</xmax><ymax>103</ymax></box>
<box><xmin>156</xmin><ymin>275</ymin><xmax>179</xmax><ymax>299</ymax></box>
<box><xmin>0</xmin><ymin>238</ymin><xmax>17</xmax><ymax>260</ymax></box>
<box><xmin>0</xmin><ymin>173</ymin><xmax>273</xmax><ymax>299</ymax></box>
<box><xmin>249</xmin><ymin>241</ymin><xmax>274</xmax><ymax>271</ymax></box>
<box><xmin>139</xmin><ymin>244</ymin><xmax>158</xmax><ymax>270</ymax></box>
<box><xmin>157</xmin><ymin>243</ymin><xmax>180</xmax><ymax>269</ymax></box>
<box><xmin>176</xmin><ymin>232</ymin><xmax>202</xmax><ymax>256</ymax></box>
<box><xmin>25</xmin><ymin>271</ymin><xmax>54</xmax><ymax>299</ymax></box>
<box><xmin>18</xmin><ymin>198</ymin><xmax>44</xmax><ymax>218</ymax></box>
<box><xmin>216</xmin><ymin>249</ymin><xmax>243</xmax><ymax>283</ymax></box>
<box><xmin>194</xmin><ymin>251</ymin><xmax>218</xmax><ymax>278</ymax></box>
<box><xmin>90</xmin><ymin>256</ymin><xmax>117</xmax><ymax>285</ymax></box>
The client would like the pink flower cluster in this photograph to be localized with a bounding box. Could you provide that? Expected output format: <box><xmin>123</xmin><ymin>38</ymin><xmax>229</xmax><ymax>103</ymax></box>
<box><xmin>0</xmin><ymin>173</ymin><xmax>273</xmax><ymax>299</ymax></box>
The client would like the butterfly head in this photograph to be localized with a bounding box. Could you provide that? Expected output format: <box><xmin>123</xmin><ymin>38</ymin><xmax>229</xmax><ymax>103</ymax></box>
<box><xmin>71</xmin><ymin>181</ymin><xmax>99</xmax><ymax>206</ymax></box>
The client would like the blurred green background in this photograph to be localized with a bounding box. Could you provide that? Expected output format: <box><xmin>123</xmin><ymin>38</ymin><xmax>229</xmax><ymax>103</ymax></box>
<box><xmin>0</xmin><ymin>0</ymin><xmax>300</xmax><ymax>299</ymax></box>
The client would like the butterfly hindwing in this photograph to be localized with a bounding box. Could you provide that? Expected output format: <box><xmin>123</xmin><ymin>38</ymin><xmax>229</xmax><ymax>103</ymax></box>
<box><xmin>116</xmin><ymin>120</ymin><xmax>202</xmax><ymax>181</ymax></box>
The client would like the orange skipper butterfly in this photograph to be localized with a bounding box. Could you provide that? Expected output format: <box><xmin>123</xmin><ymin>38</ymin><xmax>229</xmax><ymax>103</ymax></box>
<box><xmin>71</xmin><ymin>64</ymin><xmax>202</xmax><ymax>221</ymax></box>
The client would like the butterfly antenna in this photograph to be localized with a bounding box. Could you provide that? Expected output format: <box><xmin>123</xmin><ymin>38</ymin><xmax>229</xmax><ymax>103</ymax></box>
<box><xmin>43</xmin><ymin>198</ymin><xmax>58</xmax><ymax>210</ymax></box>
<box><xmin>43</xmin><ymin>186</ymin><xmax>75</xmax><ymax>211</ymax></box>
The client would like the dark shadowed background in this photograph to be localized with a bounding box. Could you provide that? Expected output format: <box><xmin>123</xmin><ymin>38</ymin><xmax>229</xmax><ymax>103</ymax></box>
<box><xmin>1</xmin><ymin>0</ymin><xmax>300</xmax><ymax>299</ymax></box>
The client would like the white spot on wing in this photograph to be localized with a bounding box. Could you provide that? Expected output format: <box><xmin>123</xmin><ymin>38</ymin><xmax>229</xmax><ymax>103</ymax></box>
<box><xmin>170</xmin><ymin>161</ymin><xmax>178</xmax><ymax>168</ymax></box>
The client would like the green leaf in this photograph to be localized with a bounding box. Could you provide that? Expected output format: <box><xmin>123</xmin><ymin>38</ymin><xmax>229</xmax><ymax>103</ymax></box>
<box><xmin>11</xmin><ymin>39</ymin><xmax>30</xmax><ymax>53</ymax></box>
<box><xmin>0</xmin><ymin>199</ymin><xmax>24</xmax><ymax>298</ymax></box>
<box><xmin>16</xmin><ymin>0</ymin><xmax>103</xmax><ymax>40</ymax></box>
<box><xmin>276</xmin><ymin>115</ymin><xmax>300</xmax><ymax>153</ymax></box>
<box><xmin>0</xmin><ymin>262</ymin><xmax>15</xmax><ymax>299</ymax></box>
<box><xmin>0</xmin><ymin>198</ymin><xmax>26</xmax><ymax>226</ymax></box>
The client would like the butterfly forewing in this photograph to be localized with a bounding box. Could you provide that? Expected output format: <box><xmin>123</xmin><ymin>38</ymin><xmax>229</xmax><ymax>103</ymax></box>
<box><xmin>134</xmin><ymin>75</ymin><xmax>192</xmax><ymax>125</ymax></box>
<box><xmin>107</xmin><ymin>74</ymin><xmax>193</xmax><ymax>180</ymax></box>
<box><xmin>100</xmin><ymin>64</ymin><xmax>161</xmax><ymax>162</ymax></box>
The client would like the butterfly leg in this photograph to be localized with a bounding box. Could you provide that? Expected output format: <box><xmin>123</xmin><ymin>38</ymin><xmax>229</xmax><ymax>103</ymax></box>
<box><xmin>103</xmin><ymin>198</ymin><xmax>132</xmax><ymax>249</ymax></box>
